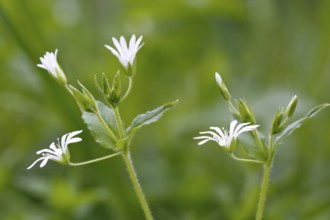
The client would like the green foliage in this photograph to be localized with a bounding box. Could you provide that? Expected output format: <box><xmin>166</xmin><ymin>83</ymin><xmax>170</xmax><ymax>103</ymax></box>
<box><xmin>82</xmin><ymin>101</ymin><xmax>118</xmax><ymax>150</ymax></box>
<box><xmin>126</xmin><ymin>99</ymin><xmax>179</xmax><ymax>135</ymax></box>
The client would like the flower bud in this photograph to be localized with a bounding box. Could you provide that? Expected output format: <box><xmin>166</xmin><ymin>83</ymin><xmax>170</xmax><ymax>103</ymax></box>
<box><xmin>109</xmin><ymin>71</ymin><xmax>122</xmax><ymax>106</ymax></box>
<box><xmin>271</xmin><ymin>107</ymin><xmax>285</xmax><ymax>134</ymax></box>
<box><xmin>69</xmin><ymin>82</ymin><xmax>98</xmax><ymax>113</ymax></box>
<box><xmin>285</xmin><ymin>95</ymin><xmax>298</xmax><ymax>118</ymax></box>
<box><xmin>101</xmin><ymin>73</ymin><xmax>111</xmax><ymax>96</ymax></box>
<box><xmin>215</xmin><ymin>72</ymin><xmax>231</xmax><ymax>101</ymax></box>
<box><xmin>236</xmin><ymin>99</ymin><xmax>256</xmax><ymax>124</ymax></box>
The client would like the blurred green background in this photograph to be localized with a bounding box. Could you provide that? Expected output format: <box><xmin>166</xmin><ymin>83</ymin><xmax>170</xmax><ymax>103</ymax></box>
<box><xmin>1</xmin><ymin>0</ymin><xmax>330</xmax><ymax>219</ymax></box>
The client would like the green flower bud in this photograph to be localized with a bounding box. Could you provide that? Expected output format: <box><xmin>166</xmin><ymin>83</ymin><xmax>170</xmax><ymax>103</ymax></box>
<box><xmin>69</xmin><ymin>82</ymin><xmax>97</xmax><ymax>113</ymax></box>
<box><xmin>215</xmin><ymin>72</ymin><xmax>231</xmax><ymax>101</ymax></box>
<box><xmin>109</xmin><ymin>71</ymin><xmax>122</xmax><ymax>106</ymax></box>
<box><xmin>271</xmin><ymin>107</ymin><xmax>285</xmax><ymax>134</ymax></box>
<box><xmin>236</xmin><ymin>99</ymin><xmax>256</xmax><ymax>124</ymax></box>
<box><xmin>285</xmin><ymin>95</ymin><xmax>298</xmax><ymax>118</ymax></box>
<box><xmin>101</xmin><ymin>73</ymin><xmax>111</xmax><ymax>96</ymax></box>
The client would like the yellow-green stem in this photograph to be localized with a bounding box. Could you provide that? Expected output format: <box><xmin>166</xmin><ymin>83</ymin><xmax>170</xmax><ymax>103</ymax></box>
<box><xmin>122</xmin><ymin>151</ymin><xmax>154</xmax><ymax>220</ymax></box>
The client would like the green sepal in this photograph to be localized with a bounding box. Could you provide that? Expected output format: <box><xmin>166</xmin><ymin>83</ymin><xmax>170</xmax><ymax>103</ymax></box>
<box><xmin>285</xmin><ymin>95</ymin><xmax>298</xmax><ymax>118</ymax></box>
<box><xmin>82</xmin><ymin>101</ymin><xmax>119</xmax><ymax>150</ymax></box>
<box><xmin>274</xmin><ymin>103</ymin><xmax>330</xmax><ymax>145</ymax></box>
<box><xmin>101</xmin><ymin>73</ymin><xmax>111</xmax><ymax>96</ymax></box>
<box><xmin>126</xmin><ymin>99</ymin><xmax>179</xmax><ymax>136</ymax></box>
<box><xmin>69</xmin><ymin>83</ymin><xmax>97</xmax><ymax>113</ymax></box>
<box><xmin>109</xmin><ymin>71</ymin><xmax>121</xmax><ymax>106</ymax></box>
<box><xmin>236</xmin><ymin>99</ymin><xmax>256</xmax><ymax>124</ymax></box>
<box><xmin>271</xmin><ymin>107</ymin><xmax>285</xmax><ymax>135</ymax></box>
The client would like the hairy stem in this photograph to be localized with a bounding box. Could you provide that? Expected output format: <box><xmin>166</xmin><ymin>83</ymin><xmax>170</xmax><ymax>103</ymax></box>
<box><xmin>256</xmin><ymin>160</ymin><xmax>273</xmax><ymax>220</ymax></box>
<box><xmin>122</xmin><ymin>151</ymin><xmax>153</xmax><ymax>220</ymax></box>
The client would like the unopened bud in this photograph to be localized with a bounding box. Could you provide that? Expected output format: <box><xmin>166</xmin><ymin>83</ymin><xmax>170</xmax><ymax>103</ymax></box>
<box><xmin>271</xmin><ymin>108</ymin><xmax>284</xmax><ymax>134</ymax></box>
<box><xmin>285</xmin><ymin>95</ymin><xmax>298</xmax><ymax>118</ymax></box>
<box><xmin>236</xmin><ymin>99</ymin><xmax>256</xmax><ymax>124</ymax></box>
<box><xmin>101</xmin><ymin>73</ymin><xmax>111</xmax><ymax>95</ymax></box>
<box><xmin>109</xmin><ymin>71</ymin><xmax>122</xmax><ymax>106</ymax></box>
<box><xmin>215</xmin><ymin>72</ymin><xmax>231</xmax><ymax>101</ymax></box>
<box><xmin>69</xmin><ymin>82</ymin><xmax>97</xmax><ymax>113</ymax></box>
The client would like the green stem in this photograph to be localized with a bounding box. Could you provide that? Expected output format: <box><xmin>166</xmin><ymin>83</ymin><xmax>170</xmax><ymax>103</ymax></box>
<box><xmin>230</xmin><ymin>153</ymin><xmax>265</xmax><ymax>164</ymax></box>
<box><xmin>122</xmin><ymin>151</ymin><xmax>154</xmax><ymax>220</ymax></box>
<box><xmin>252</xmin><ymin>130</ymin><xmax>267</xmax><ymax>159</ymax></box>
<box><xmin>96</xmin><ymin>113</ymin><xmax>118</xmax><ymax>142</ymax></box>
<box><xmin>113</xmin><ymin>106</ymin><xmax>125</xmax><ymax>138</ymax></box>
<box><xmin>227</xmin><ymin>100</ymin><xmax>240</xmax><ymax>116</ymax></box>
<box><xmin>120</xmin><ymin>76</ymin><xmax>133</xmax><ymax>103</ymax></box>
<box><xmin>256</xmin><ymin>160</ymin><xmax>273</xmax><ymax>220</ymax></box>
<box><xmin>69</xmin><ymin>152</ymin><xmax>121</xmax><ymax>166</ymax></box>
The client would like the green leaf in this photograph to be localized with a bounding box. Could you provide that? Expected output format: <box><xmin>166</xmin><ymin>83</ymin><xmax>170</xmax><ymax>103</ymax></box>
<box><xmin>82</xmin><ymin>101</ymin><xmax>118</xmax><ymax>149</ymax></box>
<box><xmin>274</xmin><ymin>103</ymin><xmax>330</xmax><ymax>145</ymax></box>
<box><xmin>126</xmin><ymin>99</ymin><xmax>178</xmax><ymax>135</ymax></box>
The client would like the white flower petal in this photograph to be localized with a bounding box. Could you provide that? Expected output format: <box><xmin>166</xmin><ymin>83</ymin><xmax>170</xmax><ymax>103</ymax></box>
<box><xmin>129</xmin><ymin>34</ymin><xmax>136</xmax><ymax>49</ymax></box>
<box><xmin>112</xmin><ymin>37</ymin><xmax>123</xmax><ymax>55</ymax></box>
<box><xmin>27</xmin><ymin>157</ymin><xmax>48</xmax><ymax>169</ymax></box>
<box><xmin>235</xmin><ymin>124</ymin><xmax>259</xmax><ymax>137</ymax></box>
<box><xmin>197</xmin><ymin>138</ymin><xmax>216</xmax><ymax>145</ymax></box>
<box><xmin>28</xmin><ymin>130</ymin><xmax>83</xmax><ymax>169</ymax></box>
<box><xmin>36</xmin><ymin>148</ymin><xmax>56</xmax><ymax>155</ymax></box>
<box><xmin>209</xmin><ymin>127</ymin><xmax>227</xmax><ymax>141</ymax></box>
<box><xmin>105</xmin><ymin>45</ymin><xmax>120</xmax><ymax>58</ymax></box>
<box><xmin>106</xmin><ymin>35</ymin><xmax>143</xmax><ymax>70</ymax></box>
<box><xmin>232</xmin><ymin>122</ymin><xmax>251</xmax><ymax>138</ymax></box>
<box><xmin>39</xmin><ymin>157</ymin><xmax>51</xmax><ymax>168</ymax></box>
<box><xmin>229</xmin><ymin>120</ymin><xmax>238</xmax><ymax>136</ymax></box>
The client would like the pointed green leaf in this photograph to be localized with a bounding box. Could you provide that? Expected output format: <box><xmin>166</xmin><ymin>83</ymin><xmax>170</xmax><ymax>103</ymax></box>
<box><xmin>126</xmin><ymin>99</ymin><xmax>178</xmax><ymax>135</ymax></box>
<box><xmin>82</xmin><ymin>101</ymin><xmax>119</xmax><ymax>149</ymax></box>
<box><xmin>274</xmin><ymin>103</ymin><xmax>330</xmax><ymax>145</ymax></box>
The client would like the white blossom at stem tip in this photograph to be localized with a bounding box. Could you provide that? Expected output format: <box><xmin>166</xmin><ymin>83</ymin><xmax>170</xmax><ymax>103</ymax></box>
<box><xmin>194</xmin><ymin>120</ymin><xmax>259</xmax><ymax>151</ymax></box>
<box><xmin>37</xmin><ymin>49</ymin><xmax>67</xmax><ymax>85</ymax></box>
<box><xmin>27</xmin><ymin>130</ymin><xmax>83</xmax><ymax>169</ymax></box>
<box><xmin>105</xmin><ymin>35</ymin><xmax>144</xmax><ymax>76</ymax></box>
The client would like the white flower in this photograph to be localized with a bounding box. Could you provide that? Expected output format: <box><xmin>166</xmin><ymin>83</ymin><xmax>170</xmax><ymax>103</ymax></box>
<box><xmin>37</xmin><ymin>49</ymin><xmax>67</xmax><ymax>85</ymax></box>
<box><xmin>27</xmin><ymin>130</ymin><xmax>83</xmax><ymax>169</ymax></box>
<box><xmin>194</xmin><ymin>120</ymin><xmax>259</xmax><ymax>151</ymax></box>
<box><xmin>105</xmin><ymin>35</ymin><xmax>143</xmax><ymax>75</ymax></box>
